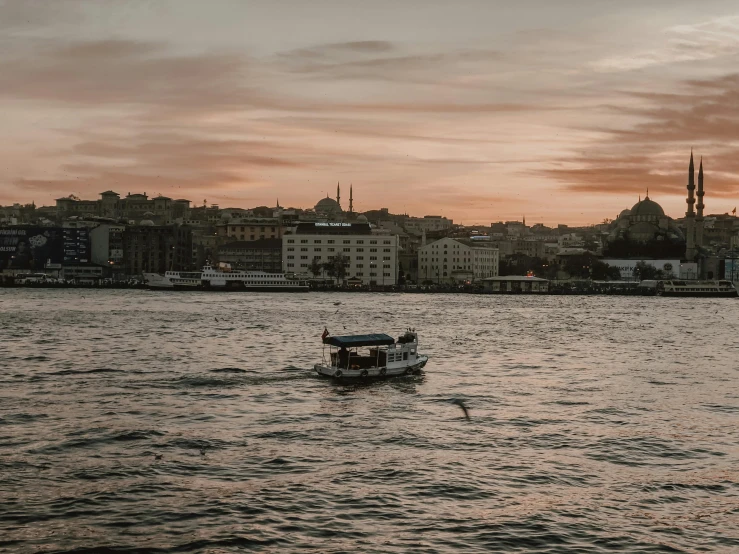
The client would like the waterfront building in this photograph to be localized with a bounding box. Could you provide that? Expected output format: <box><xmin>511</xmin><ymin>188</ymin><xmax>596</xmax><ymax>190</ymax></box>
<box><xmin>418</xmin><ymin>237</ymin><xmax>498</xmax><ymax>284</ymax></box>
<box><xmin>55</xmin><ymin>191</ymin><xmax>191</xmax><ymax>223</ymax></box>
<box><xmin>122</xmin><ymin>225</ymin><xmax>193</xmax><ymax>276</ymax></box>
<box><xmin>217</xmin><ymin>217</ymin><xmax>287</xmax><ymax>242</ymax></box>
<box><xmin>90</xmin><ymin>224</ymin><xmax>125</xmax><ymax>271</ymax></box>
<box><xmin>282</xmin><ymin>222</ymin><xmax>399</xmax><ymax>285</ymax></box>
<box><xmin>482</xmin><ymin>275</ymin><xmax>548</xmax><ymax>293</ymax></box>
<box><xmin>217</xmin><ymin>238</ymin><xmax>282</xmax><ymax>272</ymax></box>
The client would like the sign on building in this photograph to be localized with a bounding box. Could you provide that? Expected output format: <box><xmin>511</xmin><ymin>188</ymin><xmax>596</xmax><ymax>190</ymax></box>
<box><xmin>602</xmin><ymin>259</ymin><xmax>689</xmax><ymax>280</ymax></box>
<box><xmin>0</xmin><ymin>227</ymin><xmax>64</xmax><ymax>270</ymax></box>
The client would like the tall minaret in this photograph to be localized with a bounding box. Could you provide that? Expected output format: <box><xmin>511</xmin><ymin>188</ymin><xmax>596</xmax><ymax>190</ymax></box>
<box><xmin>685</xmin><ymin>150</ymin><xmax>696</xmax><ymax>260</ymax></box>
<box><xmin>349</xmin><ymin>184</ymin><xmax>354</xmax><ymax>213</ymax></box>
<box><xmin>336</xmin><ymin>182</ymin><xmax>341</xmax><ymax>207</ymax></box>
<box><xmin>695</xmin><ymin>157</ymin><xmax>705</xmax><ymax>249</ymax></box>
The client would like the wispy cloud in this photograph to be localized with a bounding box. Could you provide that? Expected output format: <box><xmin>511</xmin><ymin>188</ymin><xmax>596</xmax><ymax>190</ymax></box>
<box><xmin>541</xmin><ymin>72</ymin><xmax>739</xmax><ymax>202</ymax></box>
<box><xmin>592</xmin><ymin>15</ymin><xmax>739</xmax><ymax>72</ymax></box>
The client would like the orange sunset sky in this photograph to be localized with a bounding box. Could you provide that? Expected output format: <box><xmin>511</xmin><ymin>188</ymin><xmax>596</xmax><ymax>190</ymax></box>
<box><xmin>1</xmin><ymin>0</ymin><xmax>738</xmax><ymax>225</ymax></box>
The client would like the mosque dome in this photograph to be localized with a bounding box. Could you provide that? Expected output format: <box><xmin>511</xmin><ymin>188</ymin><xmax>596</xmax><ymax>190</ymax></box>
<box><xmin>630</xmin><ymin>197</ymin><xmax>665</xmax><ymax>217</ymax></box>
<box><xmin>356</xmin><ymin>214</ymin><xmax>368</xmax><ymax>223</ymax></box>
<box><xmin>139</xmin><ymin>219</ymin><xmax>155</xmax><ymax>226</ymax></box>
<box><xmin>628</xmin><ymin>221</ymin><xmax>659</xmax><ymax>243</ymax></box>
<box><xmin>618</xmin><ymin>209</ymin><xmax>631</xmax><ymax>219</ymax></box>
<box><xmin>315</xmin><ymin>196</ymin><xmax>342</xmax><ymax>215</ymax></box>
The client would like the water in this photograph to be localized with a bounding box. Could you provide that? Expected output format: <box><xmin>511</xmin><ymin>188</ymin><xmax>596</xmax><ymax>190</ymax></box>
<box><xmin>1</xmin><ymin>289</ymin><xmax>738</xmax><ymax>553</ymax></box>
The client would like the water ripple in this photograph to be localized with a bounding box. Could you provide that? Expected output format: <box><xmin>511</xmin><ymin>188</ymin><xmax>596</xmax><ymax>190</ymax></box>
<box><xmin>1</xmin><ymin>290</ymin><xmax>738</xmax><ymax>552</ymax></box>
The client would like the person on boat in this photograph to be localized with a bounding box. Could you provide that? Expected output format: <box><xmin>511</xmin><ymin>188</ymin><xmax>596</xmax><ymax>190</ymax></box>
<box><xmin>338</xmin><ymin>347</ymin><xmax>350</xmax><ymax>368</ymax></box>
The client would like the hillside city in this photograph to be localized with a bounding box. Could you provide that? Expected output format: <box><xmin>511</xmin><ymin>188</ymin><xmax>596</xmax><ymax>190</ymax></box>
<box><xmin>2</xmin><ymin>156</ymin><xmax>739</xmax><ymax>290</ymax></box>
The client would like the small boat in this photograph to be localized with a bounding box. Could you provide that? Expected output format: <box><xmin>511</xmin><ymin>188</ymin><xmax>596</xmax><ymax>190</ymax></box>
<box><xmin>656</xmin><ymin>279</ymin><xmax>738</xmax><ymax>298</ymax></box>
<box><xmin>314</xmin><ymin>329</ymin><xmax>428</xmax><ymax>379</ymax></box>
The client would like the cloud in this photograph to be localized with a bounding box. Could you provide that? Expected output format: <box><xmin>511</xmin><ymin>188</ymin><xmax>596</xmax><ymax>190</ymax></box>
<box><xmin>0</xmin><ymin>38</ymin><xmax>265</xmax><ymax>111</ymax></box>
<box><xmin>540</xmin><ymin>72</ymin><xmax>739</xmax><ymax>200</ymax></box>
<box><xmin>592</xmin><ymin>15</ymin><xmax>739</xmax><ymax>72</ymax></box>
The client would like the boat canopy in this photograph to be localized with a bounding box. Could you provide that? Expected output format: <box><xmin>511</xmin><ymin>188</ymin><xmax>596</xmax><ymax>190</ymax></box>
<box><xmin>324</xmin><ymin>334</ymin><xmax>395</xmax><ymax>347</ymax></box>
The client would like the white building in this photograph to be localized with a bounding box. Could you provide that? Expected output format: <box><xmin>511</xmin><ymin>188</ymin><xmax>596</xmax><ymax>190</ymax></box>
<box><xmin>418</xmin><ymin>237</ymin><xmax>499</xmax><ymax>284</ymax></box>
<box><xmin>282</xmin><ymin>222</ymin><xmax>399</xmax><ymax>285</ymax></box>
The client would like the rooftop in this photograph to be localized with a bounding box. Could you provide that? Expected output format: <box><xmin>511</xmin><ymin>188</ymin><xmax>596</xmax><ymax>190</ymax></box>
<box><xmin>483</xmin><ymin>275</ymin><xmax>548</xmax><ymax>282</ymax></box>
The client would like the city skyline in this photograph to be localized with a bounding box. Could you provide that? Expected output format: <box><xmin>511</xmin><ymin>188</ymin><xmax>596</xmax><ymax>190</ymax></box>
<box><xmin>2</xmin><ymin>1</ymin><xmax>739</xmax><ymax>225</ymax></box>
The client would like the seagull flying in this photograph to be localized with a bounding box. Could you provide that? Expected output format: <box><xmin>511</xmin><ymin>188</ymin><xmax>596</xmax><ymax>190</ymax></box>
<box><xmin>452</xmin><ymin>399</ymin><xmax>471</xmax><ymax>420</ymax></box>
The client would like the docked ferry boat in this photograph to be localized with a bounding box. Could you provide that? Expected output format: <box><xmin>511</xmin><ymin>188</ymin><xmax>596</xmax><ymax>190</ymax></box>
<box><xmin>144</xmin><ymin>263</ymin><xmax>309</xmax><ymax>291</ymax></box>
<box><xmin>314</xmin><ymin>330</ymin><xmax>429</xmax><ymax>379</ymax></box>
<box><xmin>655</xmin><ymin>279</ymin><xmax>738</xmax><ymax>298</ymax></box>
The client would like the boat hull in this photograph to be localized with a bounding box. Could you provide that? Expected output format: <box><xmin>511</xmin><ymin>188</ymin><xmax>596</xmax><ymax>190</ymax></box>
<box><xmin>658</xmin><ymin>290</ymin><xmax>738</xmax><ymax>298</ymax></box>
<box><xmin>314</xmin><ymin>356</ymin><xmax>429</xmax><ymax>379</ymax></box>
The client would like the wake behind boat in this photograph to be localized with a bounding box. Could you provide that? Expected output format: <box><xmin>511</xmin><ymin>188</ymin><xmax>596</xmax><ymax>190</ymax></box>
<box><xmin>314</xmin><ymin>329</ymin><xmax>428</xmax><ymax>380</ymax></box>
<box><xmin>143</xmin><ymin>263</ymin><xmax>309</xmax><ymax>291</ymax></box>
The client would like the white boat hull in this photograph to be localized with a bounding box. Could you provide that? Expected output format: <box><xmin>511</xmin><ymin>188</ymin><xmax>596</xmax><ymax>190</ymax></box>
<box><xmin>314</xmin><ymin>355</ymin><xmax>428</xmax><ymax>379</ymax></box>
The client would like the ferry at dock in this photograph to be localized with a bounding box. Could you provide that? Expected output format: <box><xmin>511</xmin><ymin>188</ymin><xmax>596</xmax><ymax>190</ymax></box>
<box><xmin>655</xmin><ymin>279</ymin><xmax>738</xmax><ymax>298</ymax></box>
<box><xmin>143</xmin><ymin>263</ymin><xmax>309</xmax><ymax>291</ymax></box>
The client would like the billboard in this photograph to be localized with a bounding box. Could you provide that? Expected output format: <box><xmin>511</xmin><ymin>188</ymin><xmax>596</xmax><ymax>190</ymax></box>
<box><xmin>0</xmin><ymin>227</ymin><xmax>64</xmax><ymax>270</ymax></box>
<box><xmin>602</xmin><ymin>259</ymin><xmax>683</xmax><ymax>280</ymax></box>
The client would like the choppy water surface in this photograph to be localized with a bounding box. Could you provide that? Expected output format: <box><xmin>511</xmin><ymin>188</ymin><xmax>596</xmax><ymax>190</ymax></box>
<box><xmin>1</xmin><ymin>289</ymin><xmax>738</xmax><ymax>553</ymax></box>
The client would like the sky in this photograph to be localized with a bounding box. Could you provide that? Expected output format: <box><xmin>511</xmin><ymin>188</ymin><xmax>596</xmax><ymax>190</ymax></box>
<box><xmin>1</xmin><ymin>0</ymin><xmax>738</xmax><ymax>225</ymax></box>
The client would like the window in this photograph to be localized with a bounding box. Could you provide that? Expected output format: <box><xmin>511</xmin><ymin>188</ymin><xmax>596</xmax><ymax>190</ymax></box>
<box><xmin>327</xmin><ymin>240</ymin><xmax>335</xmax><ymax>244</ymax></box>
<box><xmin>287</xmin><ymin>263</ymin><xmax>294</xmax><ymax>267</ymax></box>
<box><xmin>301</xmin><ymin>255</ymin><xmax>308</xmax><ymax>259</ymax></box>
<box><xmin>356</xmin><ymin>240</ymin><xmax>364</xmax><ymax>244</ymax></box>
<box><xmin>356</xmin><ymin>256</ymin><xmax>364</xmax><ymax>260</ymax></box>
<box><xmin>328</xmin><ymin>247</ymin><xmax>335</xmax><ymax>252</ymax></box>
<box><xmin>314</xmin><ymin>240</ymin><xmax>322</xmax><ymax>244</ymax></box>
<box><xmin>356</xmin><ymin>264</ymin><xmax>363</xmax><ymax>268</ymax></box>
<box><xmin>286</xmin><ymin>247</ymin><xmax>294</xmax><ymax>251</ymax></box>
<box><xmin>370</xmin><ymin>248</ymin><xmax>377</xmax><ymax>252</ymax></box>
<box><xmin>343</xmin><ymin>240</ymin><xmax>351</xmax><ymax>244</ymax></box>
<box><xmin>370</xmin><ymin>240</ymin><xmax>377</xmax><ymax>244</ymax></box>
<box><xmin>383</xmin><ymin>256</ymin><xmax>390</xmax><ymax>261</ymax></box>
<box><xmin>300</xmin><ymin>247</ymin><xmax>307</xmax><ymax>251</ymax></box>
<box><xmin>370</xmin><ymin>256</ymin><xmax>377</xmax><ymax>260</ymax></box>
<box><xmin>314</xmin><ymin>247</ymin><xmax>322</xmax><ymax>252</ymax></box>
<box><xmin>287</xmin><ymin>239</ymin><xmax>294</xmax><ymax>244</ymax></box>
<box><xmin>287</xmin><ymin>255</ymin><xmax>294</xmax><ymax>259</ymax></box>
<box><xmin>383</xmin><ymin>248</ymin><xmax>390</xmax><ymax>252</ymax></box>
<box><xmin>300</xmin><ymin>239</ymin><xmax>308</xmax><ymax>243</ymax></box>
<box><xmin>343</xmin><ymin>248</ymin><xmax>350</xmax><ymax>252</ymax></box>
<box><xmin>383</xmin><ymin>240</ymin><xmax>391</xmax><ymax>244</ymax></box>
<box><xmin>356</xmin><ymin>248</ymin><xmax>364</xmax><ymax>252</ymax></box>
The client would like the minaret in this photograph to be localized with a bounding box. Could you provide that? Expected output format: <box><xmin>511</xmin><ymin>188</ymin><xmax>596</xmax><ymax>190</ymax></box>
<box><xmin>349</xmin><ymin>184</ymin><xmax>354</xmax><ymax>213</ymax></box>
<box><xmin>685</xmin><ymin>150</ymin><xmax>696</xmax><ymax>260</ymax></box>
<box><xmin>696</xmin><ymin>157</ymin><xmax>705</xmax><ymax>249</ymax></box>
<box><xmin>336</xmin><ymin>182</ymin><xmax>341</xmax><ymax>207</ymax></box>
